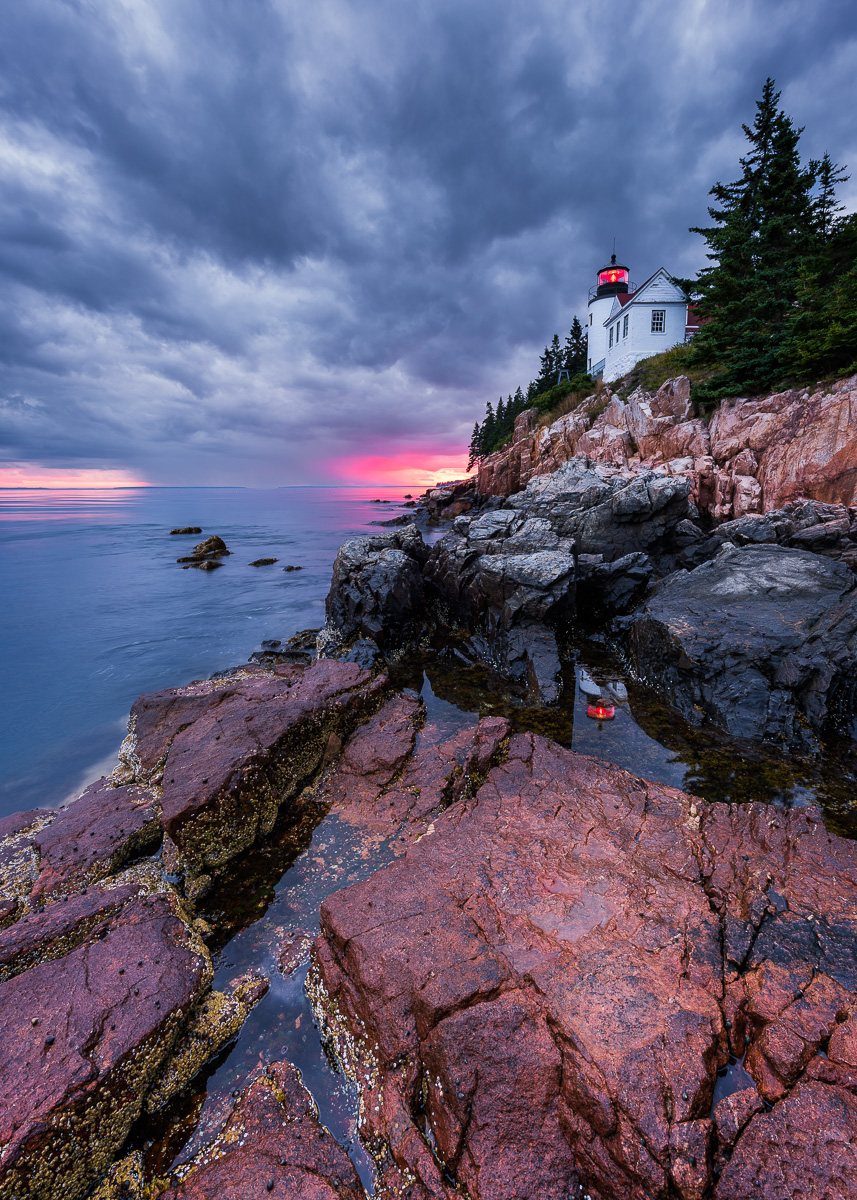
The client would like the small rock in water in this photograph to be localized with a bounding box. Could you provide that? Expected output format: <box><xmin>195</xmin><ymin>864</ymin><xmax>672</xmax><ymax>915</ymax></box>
<box><xmin>282</xmin><ymin>564</ymin><xmax>303</xmax><ymax>572</ymax></box>
<box><xmin>184</xmin><ymin>560</ymin><xmax>222</xmax><ymax>570</ymax></box>
<box><xmin>169</xmin><ymin>526</ymin><xmax>202</xmax><ymax>535</ymax></box>
<box><xmin>177</xmin><ymin>534</ymin><xmax>230</xmax><ymax>566</ymax></box>
<box><xmin>249</xmin><ymin>558</ymin><xmax>278</xmax><ymax>566</ymax></box>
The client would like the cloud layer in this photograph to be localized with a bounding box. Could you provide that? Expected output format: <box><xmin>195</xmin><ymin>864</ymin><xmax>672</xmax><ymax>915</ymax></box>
<box><xmin>1</xmin><ymin>0</ymin><xmax>855</xmax><ymax>485</ymax></box>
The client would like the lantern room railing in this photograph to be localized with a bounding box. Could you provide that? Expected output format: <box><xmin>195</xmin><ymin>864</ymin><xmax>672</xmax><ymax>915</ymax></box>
<box><xmin>588</xmin><ymin>281</ymin><xmax>637</xmax><ymax>301</ymax></box>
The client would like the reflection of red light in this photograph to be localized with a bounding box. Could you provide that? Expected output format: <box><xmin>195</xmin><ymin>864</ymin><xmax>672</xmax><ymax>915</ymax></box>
<box><xmin>586</xmin><ymin>703</ymin><xmax>615</xmax><ymax>721</ymax></box>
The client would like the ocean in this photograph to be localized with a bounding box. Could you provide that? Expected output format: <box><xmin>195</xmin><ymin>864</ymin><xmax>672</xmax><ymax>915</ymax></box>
<box><xmin>0</xmin><ymin>486</ymin><xmax>418</xmax><ymax>818</ymax></box>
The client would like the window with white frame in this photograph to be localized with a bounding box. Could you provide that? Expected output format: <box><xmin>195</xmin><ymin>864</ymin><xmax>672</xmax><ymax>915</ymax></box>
<box><xmin>651</xmin><ymin>309</ymin><xmax>665</xmax><ymax>333</ymax></box>
<box><xmin>623</xmin><ymin>314</ymin><xmax>629</xmax><ymax>337</ymax></box>
<box><xmin>609</xmin><ymin>326</ymin><xmax>614</xmax><ymax>348</ymax></box>
<box><xmin>616</xmin><ymin>323</ymin><xmax>620</xmax><ymax>343</ymax></box>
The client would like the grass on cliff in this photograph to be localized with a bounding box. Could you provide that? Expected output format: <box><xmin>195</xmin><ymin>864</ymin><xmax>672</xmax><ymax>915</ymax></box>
<box><xmin>532</xmin><ymin>377</ymin><xmax>599</xmax><ymax>428</ymax></box>
<box><xmin>616</xmin><ymin>343</ymin><xmax>856</xmax><ymax>408</ymax></box>
<box><xmin>613</xmin><ymin>343</ymin><xmax>719</xmax><ymax>398</ymax></box>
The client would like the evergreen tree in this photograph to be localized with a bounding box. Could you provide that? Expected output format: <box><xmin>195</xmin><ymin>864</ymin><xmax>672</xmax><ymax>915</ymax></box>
<box><xmin>782</xmin><ymin>211</ymin><xmax>857</xmax><ymax>379</ymax></box>
<box><xmin>534</xmin><ymin>334</ymin><xmax>564</xmax><ymax>393</ymax></box>
<box><xmin>495</xmin><ymin>396</ymin><xmax>506</xmax><ymax>432</ymax></box>
<box><xmin>686</xmin><ymin>78</ymin><xmax>817</xmax><ymax>399</ymax></box>
<box><xmin>549</xmin><ymin>333</ymin><xmax>563</xmax><ymax>380</ymax></box>
<box><xmin>535</xmin><ymin>342</ymin><xmax>554</xmax><ymax>393</ymax></box>
<box><xmin>563</xmin><ymin>317</ymin><xmax>587</xmax><ymax>375</ymax></box>
<box><xmin>810</xmin><ymin>153</ymin><xmax>849</xmax><ymax>242</ymax></box>
<box><xmin>482</xmin><ymin>401</ymin><xmax>495</xmax><ymax>450</ymax></box>
<box><xmin>467</xmin><ymin>422</ymin><xmax>481</xmax><ymax>471</ymax></box>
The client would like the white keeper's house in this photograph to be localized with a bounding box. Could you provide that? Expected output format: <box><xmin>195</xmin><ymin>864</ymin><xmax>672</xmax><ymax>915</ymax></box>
<box><xmin>586</xmin><ymin>255</ymin><xmax>702</xmax><ymax>383</ymax></box>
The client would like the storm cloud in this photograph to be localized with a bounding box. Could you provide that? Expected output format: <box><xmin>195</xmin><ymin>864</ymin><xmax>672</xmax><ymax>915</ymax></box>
<box><xmin>1</xmin><ymin>0</ymin><xmax>855</xmax><ymax>484</ymax></box>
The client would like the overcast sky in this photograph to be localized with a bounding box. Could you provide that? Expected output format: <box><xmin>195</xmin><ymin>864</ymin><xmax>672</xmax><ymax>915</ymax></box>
<box><xmin>1</xmin><ymin>0</ymin><xmax>855</xmax><ymax>486</ymax></box>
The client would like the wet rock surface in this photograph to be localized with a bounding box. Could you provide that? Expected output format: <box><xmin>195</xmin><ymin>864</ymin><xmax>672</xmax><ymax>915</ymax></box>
<box><xmin>176</xmin><ymin>534</ymin><xmax>229</xmax><ymax>565</ymax></box>
<box><xmin>0</xmin><ymin>880</ymin><xmax>146</xmax><ymax>982</ymax></box>
<box><xmin>625</xmin><ymin>543</ymin><xmax>857</xmax><ymax>750</ymax></box>
<box><xmin>161</xmin><ymin>1061</ymin><xmax>364</xmax><ymax>1199</ymax></box>
<box><xmin>323</xmin><ymin>526</ymin><xmax>430</xmax><ymax>653</ymax></box>
<box><xmin>321</xmin><ymin>461</ymin><xmax>696</xmax><ymax>704</ymax></box>
<box><xmin>316</xmin><ymin>693</ymin><xmax>510</xmax><ymax>848</ymax></box>
<box><xmin>312</xmin><ymin>731</ymin><xmax>857</xmax><ymax>1200</ymax></box>
<box><xmin>0</xmin><ymin>893</ymin><xmax>212</xmax><ymax>1200</ymax></box>
<box><xmin>0</xmin><ymin>657</ymin><xmax>403</xmax><ymax>1199</ymax></box>
<box><xmin>29</xmin><ymin>779</ymin><xmax>160</xmax><ymax>902</ymax></box>
<box><xmin>126</xmin><ymin>658</ymin><xmax>387</xmax><ymax>886</ymax></box>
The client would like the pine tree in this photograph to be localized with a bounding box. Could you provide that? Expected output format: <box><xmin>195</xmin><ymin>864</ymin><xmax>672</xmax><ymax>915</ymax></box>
<box><xmin>549</xmin><ymin>334</ymin><xmax>562</xmax><ymax>380</ymax></box>
<box><xmin>535</xmin><ymin>343</ymin><xmax>554</xmax><ymax>394</ymax></box>
<box><xmin>783</xmin><ymin>211</ymin><xmax>857</xmax><ymax>380</ymax></box>
<box><xmin>482</xmin><ymin>401</ymin><xmax>495</xmax><ymax>452</ymax></box>
<box><xmin>563</xmin><ymin>317</ymin><xmax>587</xmax><ymax>375</ymax></box>
<box><xmin>810</xmin><ymin>153</ymin><xmax>849</xmax><ymax>242</ymax></box>
<box><xmin>467</xmin><ymin>422</ymin><xmax>482</xmax><ymax>471</ymax></box>
<box><xmin>495</xmin><ymin>396</ymin><xmax>506</xmax><ymax>432</ymax></box>
<box><xmin>687</xmin><ymin>78</ymin><xmax>817</xmax><ymax>399</ymax></box>
<box><xmin>534</xmin><ymin>334</ymin><xmax>563</xmax><ymax>394</ymax></box>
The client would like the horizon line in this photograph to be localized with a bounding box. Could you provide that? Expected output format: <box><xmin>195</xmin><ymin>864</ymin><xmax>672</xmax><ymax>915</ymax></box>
<box><xmin>0</xmin><ymin>482</ymin><xmax>462</xmax><ymax>491</ymax></box>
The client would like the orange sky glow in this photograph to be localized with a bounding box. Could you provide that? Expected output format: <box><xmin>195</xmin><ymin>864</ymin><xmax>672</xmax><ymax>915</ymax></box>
<box><xmin>0</xmin><ymin>464</ymin><xmax>151</xmax><ymax>488</ymax></box>
<box><xmin>324</xmin><ymin>451</ymin><xmax>472</xmax><ymax>489</ymax></box>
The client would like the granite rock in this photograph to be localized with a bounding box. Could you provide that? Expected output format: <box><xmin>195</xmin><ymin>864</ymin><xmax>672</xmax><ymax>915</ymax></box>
<box><xmin>0</xmin><ymin>894</ymin><xmax>211</xmax><ymax>1200</ymax></box>
<box><xmin>125</xmin><ymin>660</ymin><xmax>388</xmax><ymax>885</ymax></box>
<box><xmin>625</xmin><ymin>543</ymin><xmax>857</xmax><ymax>749</ymax></box>
<box><xmin>311</xmin><ymin>733</ymin><xmax>857</xmax><ymax>1200</ymax></box>
<box><xmin>475</xmin><ymin>375</ymin><xmax>857</xmax><ymax>524</ymax></box>
<box><xmin>160</xmin><ymin>1061</ymin><xmax>363</xmax><ymax>1199</ymax></box>
<box><xmin>323</xmin><ymin>526</ymin><xmax>430</xmax><ymax>652</ymax></box>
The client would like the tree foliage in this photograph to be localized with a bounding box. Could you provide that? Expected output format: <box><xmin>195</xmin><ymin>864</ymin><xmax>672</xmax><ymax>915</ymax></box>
<box><xmin>683</xmin><ymin>79</ymin><xmax>856</xmax><ymax>402</ymax></box>
<box><xmin>467</xmin><ymin>320</ymin><xmax>593</xmax><ymax>467</ymax></box>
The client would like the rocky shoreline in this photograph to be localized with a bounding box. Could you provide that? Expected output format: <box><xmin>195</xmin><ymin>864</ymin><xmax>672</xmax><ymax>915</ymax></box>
<box><xmin>2</xmin><ymin>378</ymin><xmax>857</xmax><ymax>1199</ymax></box>
<box><xmin>319</xmin><ymin>381</ymin><xmax>857</xmax><ymax>747</ymax></box>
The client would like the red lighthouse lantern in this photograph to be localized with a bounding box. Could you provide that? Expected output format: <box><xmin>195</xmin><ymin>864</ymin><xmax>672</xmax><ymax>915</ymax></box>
<box><xmin>586</xmin><ymin>702</ymin><xmax>616</xmax><ymax>721</ymax></box>
<box><xmin>595</xmin><ymin>254</ymin><xmax>630</xmax><ymax>297</ymax></box>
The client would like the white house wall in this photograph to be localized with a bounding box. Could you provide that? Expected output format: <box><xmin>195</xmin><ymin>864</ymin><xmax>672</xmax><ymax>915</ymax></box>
<box><xmin>602</xmin><ymin>273</ymin><xmax>687</xmax><ymax>383</ymax></box>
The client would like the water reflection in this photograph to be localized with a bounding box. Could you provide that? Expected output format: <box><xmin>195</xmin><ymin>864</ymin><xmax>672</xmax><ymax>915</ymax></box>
<box><xmin>398</xmin><ymin>639</ymin><xmax>857</xmax><ymax>835</ymax></box>
<box><xmin>0</xmin><ymin>487</ymin><xmax>143</xmax><ymax>522</ymax></box>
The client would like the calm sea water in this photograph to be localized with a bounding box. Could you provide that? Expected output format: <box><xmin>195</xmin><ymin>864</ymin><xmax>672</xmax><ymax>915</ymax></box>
<box><xmin>0</xmin><ymin>486</ymin><xmax>416</xmax><ymax>818</ymax></box>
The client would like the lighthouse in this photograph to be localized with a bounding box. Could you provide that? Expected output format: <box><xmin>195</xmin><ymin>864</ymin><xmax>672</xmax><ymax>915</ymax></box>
<box><xmin>586</xmin><ymin>253</ymin><xmax>631</xmax><ymax>375</ymax></box>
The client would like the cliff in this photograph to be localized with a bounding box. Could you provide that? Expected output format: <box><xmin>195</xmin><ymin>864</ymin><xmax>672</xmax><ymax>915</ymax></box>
<box><xmin>476</xmin><ymin>374</ymin><xmax>857</xmax><ymax>520</ymax></box>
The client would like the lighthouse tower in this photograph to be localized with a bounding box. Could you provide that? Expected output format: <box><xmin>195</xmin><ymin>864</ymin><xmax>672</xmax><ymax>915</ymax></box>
<box><xmin>586</xmin><ymin>253</ymin><xmax>630</xmax><ymax>375</ymax></box>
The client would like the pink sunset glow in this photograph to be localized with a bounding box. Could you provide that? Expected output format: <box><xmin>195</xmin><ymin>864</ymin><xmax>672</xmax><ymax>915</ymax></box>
<box><xmin>325</xmin><ymin>451</ymin><xmax>473</xmax><ymax>489</ymax></box>
<box><xmin>0</xmin><ymin>464</ymin><xmax>150</xmax><ymax>489</ymax></box>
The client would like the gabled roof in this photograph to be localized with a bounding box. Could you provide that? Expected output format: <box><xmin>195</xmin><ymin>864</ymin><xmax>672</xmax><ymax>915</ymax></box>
<box><xmin>603</xmin><ymin>268</ymin><xmax>686</xmax><ymax>326</ymax></box>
